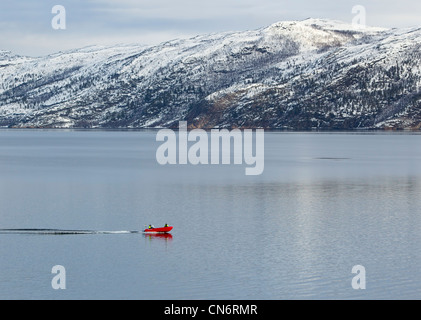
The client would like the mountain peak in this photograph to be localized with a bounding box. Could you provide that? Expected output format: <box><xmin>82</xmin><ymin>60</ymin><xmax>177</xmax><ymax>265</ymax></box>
<box><xmin>0</xmin><ymin>50</ymin><xmax>13</xmax><ymax>57</ymax></box>
<box><xmin>267</xmin><ymin>18</ymin><xmax>387</xmax><ymax>33</ymax></box>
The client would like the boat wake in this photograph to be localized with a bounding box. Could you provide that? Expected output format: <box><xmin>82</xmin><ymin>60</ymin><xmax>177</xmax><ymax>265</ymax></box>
<box><xmin>0</xmin><ymin>229</ymin><xmax>140</xmax><ymax>235</ymax></box>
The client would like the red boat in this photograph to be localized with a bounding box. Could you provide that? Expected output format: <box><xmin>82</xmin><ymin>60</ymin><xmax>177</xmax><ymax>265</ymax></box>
<box><xmin>143</xmin><ymin>225</ymin><xmax>173</xmax><ymax>233</ymax></box>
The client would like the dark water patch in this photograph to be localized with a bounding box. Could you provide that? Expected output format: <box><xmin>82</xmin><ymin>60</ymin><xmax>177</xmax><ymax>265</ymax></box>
<box><xmin>313</xmin><ymin>157</ymin><xmax>351</xmax><ymax>160</ymax></box>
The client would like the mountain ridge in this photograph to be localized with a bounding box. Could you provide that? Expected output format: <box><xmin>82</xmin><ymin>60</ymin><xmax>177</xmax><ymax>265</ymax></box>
<box><xmin>1</xmin><ymin>18</ymin><xmax>421</xmax><ymax>130</ymax></box>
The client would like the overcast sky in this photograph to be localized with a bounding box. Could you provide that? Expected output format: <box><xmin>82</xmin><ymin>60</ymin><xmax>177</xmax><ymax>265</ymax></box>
<box><xmin>1</xmin><ymin>0</ymin><xmax>421</xmax><ymax>56</ymax></box>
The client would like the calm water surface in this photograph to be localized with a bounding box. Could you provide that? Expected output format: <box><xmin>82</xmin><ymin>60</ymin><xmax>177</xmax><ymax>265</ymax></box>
<box><xmin>0</xmin><ymin>130</ymin><xmax>420</xmax><ymax>299</ymax></box>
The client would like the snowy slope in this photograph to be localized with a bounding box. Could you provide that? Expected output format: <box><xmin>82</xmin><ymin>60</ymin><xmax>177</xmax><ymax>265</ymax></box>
<box><xmin>0</xmin><ymin>19</ymin><xmax>420</xmax><ymax>129</ymax></box>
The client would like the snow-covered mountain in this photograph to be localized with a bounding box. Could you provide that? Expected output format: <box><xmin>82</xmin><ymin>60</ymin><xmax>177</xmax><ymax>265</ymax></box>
<box><xmin>1</xmin><ymin>18</ymin><xmax>421</xmax><ymax>129</ymax></box>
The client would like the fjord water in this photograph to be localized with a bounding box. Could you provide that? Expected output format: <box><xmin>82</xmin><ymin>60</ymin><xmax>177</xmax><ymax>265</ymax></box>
<box><xmin>0</xmin><ymin>130</ymin><xmax>420</xmax><ymax>300</ymax></box>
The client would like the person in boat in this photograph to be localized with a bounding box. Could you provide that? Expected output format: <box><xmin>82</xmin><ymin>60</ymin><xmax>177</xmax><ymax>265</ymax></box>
<box><xmin>148</xmin><ymin>224</ymin><xmax>155</xmax><ymax>229</ymax></box>
<box><xmin>164</xmin><ymin>223</ymin><xmax>169</xmax><ymax>228</ymax></box>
